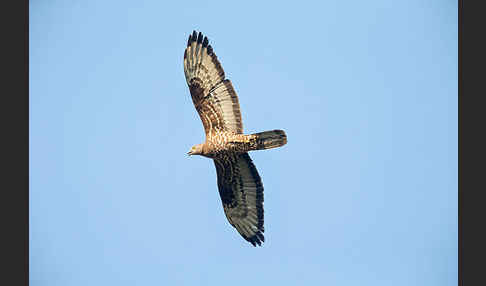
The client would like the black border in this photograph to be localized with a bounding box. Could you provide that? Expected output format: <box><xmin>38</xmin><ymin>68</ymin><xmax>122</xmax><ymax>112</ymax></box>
<box><xmin>459</xmin><ymin>0</ymin><xmax>485</xmax><ymax>285</ymax></box>
<box><xmin>457</xmin><ymin>0</ymin><xmax>464</xmax><ymax>286</ymax></box>
<box><xmin>458</xmin><ymin>1</ymin><xmax>462</xmax><ymax>285</ymax></box>
<box><xmin>1</xmin><ymin>0</ymin><xmax>29</xmax><ymax>285</ymax></box>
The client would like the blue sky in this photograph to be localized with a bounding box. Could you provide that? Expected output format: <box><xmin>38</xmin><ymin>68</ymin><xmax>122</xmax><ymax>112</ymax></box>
<box><xmin>30</xmin><ymin>1</ymin><xmax>457</xmax><ymax>285</ymax></box>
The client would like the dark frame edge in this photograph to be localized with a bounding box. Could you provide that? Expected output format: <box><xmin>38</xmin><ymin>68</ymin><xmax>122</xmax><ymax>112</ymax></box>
<box><xmin>458</xmin><ymin>0</ymin><xmax>462</xmax><ymax>285</ymax></box>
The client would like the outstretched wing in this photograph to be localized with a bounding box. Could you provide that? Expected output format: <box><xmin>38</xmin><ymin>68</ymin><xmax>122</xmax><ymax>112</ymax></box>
<box><xmin>183</xmin><ymin>31</ymin><xmax>243</xmax><ymax>135</ymax></box>
<box><xmin>213</xmin><ymin>152</ymin><xmax>264</xmax><ymax>246</ymax></box>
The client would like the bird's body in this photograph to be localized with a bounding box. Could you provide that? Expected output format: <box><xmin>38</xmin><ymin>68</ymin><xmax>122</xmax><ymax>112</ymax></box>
<box><xmin>184</xmin><ymin>31</ymin><xmax>287</xmax><ymax>246</ymax></box>
<box><xmin>193</xmin><ymin>131</ymin><xmax>286</xmax><ymax>158</ymax></box>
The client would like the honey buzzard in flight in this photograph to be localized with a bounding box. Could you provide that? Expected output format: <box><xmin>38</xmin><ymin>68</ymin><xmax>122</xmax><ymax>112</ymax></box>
<box><xmin>183</xmin><ymin>31</ymin><xmax>287</xmax><ymax>246</ymax></box>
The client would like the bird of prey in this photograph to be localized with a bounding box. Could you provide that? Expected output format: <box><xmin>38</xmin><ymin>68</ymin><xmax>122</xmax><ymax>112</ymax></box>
<box><xmin>183</xmin><ymin>31</ymin><xmax>287</xmax><ymax>247</ymax></box>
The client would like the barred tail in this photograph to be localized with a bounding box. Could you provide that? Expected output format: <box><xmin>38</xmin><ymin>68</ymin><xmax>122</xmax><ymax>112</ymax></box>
<box><xmin>251</xmin><ymin>130</ymin><xmax>287</xmax><ymax>150</ymax></box>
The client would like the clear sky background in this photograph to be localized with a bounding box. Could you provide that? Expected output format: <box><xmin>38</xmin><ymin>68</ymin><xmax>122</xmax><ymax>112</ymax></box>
<box><xmin>30</xmin><ymin>1</ymin><xmax>457</xmax><ymax>285</ymax></box>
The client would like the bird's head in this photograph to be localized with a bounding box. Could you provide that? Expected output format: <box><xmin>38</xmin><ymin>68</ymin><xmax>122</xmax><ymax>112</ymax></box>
<box><xmin>187</xmin><ymin>144</ymin><xmax>204</xmax><ymax>156</ymax></box>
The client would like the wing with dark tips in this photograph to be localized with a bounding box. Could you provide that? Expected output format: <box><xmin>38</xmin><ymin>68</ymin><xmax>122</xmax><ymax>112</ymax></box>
<box><xmin>184</xmin><ymin>31</ymin><xmax>243</xmax><ymax>135</ymax></box>
<box><xmin>213</xmin><ymin>152</ymin><xmax>264</xmax><ymax>247</ymax></box>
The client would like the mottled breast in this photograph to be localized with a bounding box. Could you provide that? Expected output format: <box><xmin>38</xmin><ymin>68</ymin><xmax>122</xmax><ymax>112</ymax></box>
<box><xmin>205</xmin><ymin>132</ymin><xmax>234</xmax><ymax>155</ymax></box>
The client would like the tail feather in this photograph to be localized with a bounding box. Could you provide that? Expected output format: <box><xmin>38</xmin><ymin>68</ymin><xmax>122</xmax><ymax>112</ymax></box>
<box><xmin>251</xmin><ymin>130</ymin><xmax>287</xmax><ymax>150</ymax></box>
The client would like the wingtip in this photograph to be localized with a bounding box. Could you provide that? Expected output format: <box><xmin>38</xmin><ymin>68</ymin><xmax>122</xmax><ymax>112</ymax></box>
<box><xmin>197</xmin><ymin>31</ymin><xmax>203</xmax><ymax>43</ymax></box>
<box><xmin>188</xmin><ymin>31</ymin><xmax>210</xmax><ymax>48</ymax></box>
<box><xmin>256</xmin><ymin>232</ymin><xmax>265</xmax><ymax>243</ymax></box>
<box><xmin>245</xmin><ymin>232</ymin><xmax>264</xmax><ymax>247</ymax></box>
